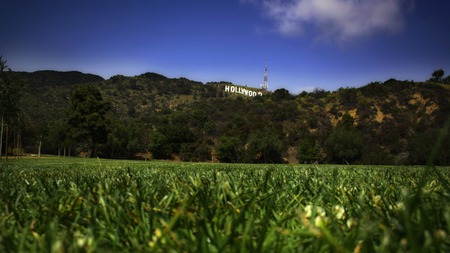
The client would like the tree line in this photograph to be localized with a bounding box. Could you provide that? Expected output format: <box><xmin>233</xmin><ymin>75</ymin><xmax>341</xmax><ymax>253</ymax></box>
<box><xmin>0</xmin><ymin>56</ymin><xmax>23</xmax><ymax>160</ymax></box>
<box><xmin>1</xmin><ymin>56</ymin><xmax>450</xmax><ymax>165</ymax></box>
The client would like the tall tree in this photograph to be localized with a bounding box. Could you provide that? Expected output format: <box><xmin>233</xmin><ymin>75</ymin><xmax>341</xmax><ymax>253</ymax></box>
<box><xmin>246</xmin><ymin>128</ymin><xmax>283</xmax><ymax>163</ymax></box>
<box><xmin>325</xmin><ymin>128</ymin><xmax>363</xmax><ymax>164</ymax></box>
<box><xmin>0</xmin><ymin>56</ymin><xmax>22</xmax><ymax>160</ymax></box>
<box><xmin>431</xmin><ymin>69</ymin><xmax>445</xmax><ymax>82</ymax></box>
<box><xmin>216</xmin><ymin>136</ymin><xmax>242</xmax><ymax>163</ymax></box>
<box><xmin>68</xmin><ymin>83</ymin><xmax>110</xmax><ymax>157</ymax></box>
<box><xmin>147</xmin><ymin>130</ymin><xmax>172</xmax><ymax>159</ymax></box>
<box><xmin>297</xmin><ymin>137</ymin><xmax>323</xmax><ymax>164</ymax></box>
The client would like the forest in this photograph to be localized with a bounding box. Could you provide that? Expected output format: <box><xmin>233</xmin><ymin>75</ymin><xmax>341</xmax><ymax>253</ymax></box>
<box><xmin>1</xmin><ymin>56</ymin><xmax>450</xmax><ymax>165</ymax></box>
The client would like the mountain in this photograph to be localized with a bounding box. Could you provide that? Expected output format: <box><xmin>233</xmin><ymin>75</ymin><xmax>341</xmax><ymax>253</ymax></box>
<box><xmin>15</xmin><ymin>70</ymin><xmax>104</xmax><ymax>86</ymax></box>
<box><xmin>10</xmin><ymin>70</ymin><xmax>450</xmax><ymax>165</ymax></box>
<box><xmin>17</xmin><ymin>71</ymin><xmax>104</xmax><ymax>131</ymax></box>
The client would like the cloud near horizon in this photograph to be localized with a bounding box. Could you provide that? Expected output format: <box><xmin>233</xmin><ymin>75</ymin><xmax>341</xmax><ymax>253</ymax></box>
<box><xmin>244</xmin><ymin>0</ymin><xmax>414</xmax><ymax>42</ymax></box>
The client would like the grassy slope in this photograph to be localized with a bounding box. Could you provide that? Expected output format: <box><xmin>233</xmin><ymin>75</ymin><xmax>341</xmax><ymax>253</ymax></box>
<box><xmin>1</xmin><ymin>158</ymin><xmax>449</xmax><ymax>252</ymax></box>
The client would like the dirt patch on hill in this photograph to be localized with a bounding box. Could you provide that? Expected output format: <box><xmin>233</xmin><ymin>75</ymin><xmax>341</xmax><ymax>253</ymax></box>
<box><xmin>409</xmin><ymin>93</ymin><xmax>426</xmax><ymax>105</ymax></box>
<box><xmin>374</xmin><ymin>105</ymin><xmax>393</xmax><ymax>123</ymax></box>
<box><xmin>409</xmin><ymin>93</ymin><xmax>439</xmax><ymax>114</ymax></box>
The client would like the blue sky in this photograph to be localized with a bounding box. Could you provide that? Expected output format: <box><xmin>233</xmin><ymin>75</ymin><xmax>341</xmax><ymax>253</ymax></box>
<box><xmin>1</xmin><ymin>0</ymin><xmax>449</xmax><ymax>93</ymax></box>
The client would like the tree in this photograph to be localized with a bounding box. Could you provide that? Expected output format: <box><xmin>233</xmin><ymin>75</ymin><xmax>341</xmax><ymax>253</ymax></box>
<box><xmin>68</xmin><ymin>83</ymin><xmax>110</xmax><ymax>157</ymax></box>
<box><xmin>45</xmin><ymin>119</ymin><xmax>73</xmax><ymax>157</ymax></box>
<box><xmin>409</xmin><ymin>128</ymin><xmax>450</xmax><ymax>165</ymax></box>
<box><xmin>0</xmin><ymin>56</ymin><xmax>22</xmax><ymax>160</ymax></box>
<box><xmin>103</xmin><ymin>120</ymin><xmax>141</xmax><ymax>159</ymax></box>
<box><xmin>160</xmin><ymin>124</ymin><xmax>196</xmax><ymax>154</ymax></box>
<box><xmin>179</xmin><ymin>142</ymin><xmax>211</xmax><ymax>162</ymax></box>
<box><xmin>297</xmin><ymin>137</ymin><xmax>323</xmax><ymax>164</ymax></box>
<box><xmin>216</xmin><ymin>136</ymin><xmax>242</xmax><ymax>163</ymax></box>
<box><xmin>443</xmin><ymin>75</ymin><xmax>450</xmax><ymax>84</ymax></box>
<box><xmin>147</xmin><ymin>130</ymin><xmax>172</xmax><ymax>159</ymax></box>
<box><xmin>340</xmin><ymin>113</ymin><xmax>355</xmax><ymax>129</ymax></box>
<box><xmin>246</xmin><ymin>128</ymin><xmax>283</xmax><ymax>163</ymax></box>
<box><xmin>325</xmin><ymin>128</ymin><xmax>363</xmax><ymax>164</ymax></box>
<box><xmin>272</xmin><ymin>88</ymin><xmax>293</xmax><ymax>101</ymax></box>
<box><xmin>431</xmin><ymin>69</ymin><xmax>444</xmax><ymax>82</ymax></box>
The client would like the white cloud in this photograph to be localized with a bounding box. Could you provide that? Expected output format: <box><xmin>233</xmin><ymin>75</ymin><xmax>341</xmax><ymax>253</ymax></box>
<box><xmin>244</xmin><ymin>0</ymin><xmax>414</xmax><ymax>42</ymax></box>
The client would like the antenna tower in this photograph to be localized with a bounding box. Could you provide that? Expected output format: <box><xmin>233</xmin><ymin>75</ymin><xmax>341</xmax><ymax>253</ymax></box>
<box><xmin>261</xmin><ymin>60</ymin><xmax>268</xmax><ymax>90</ymax></box>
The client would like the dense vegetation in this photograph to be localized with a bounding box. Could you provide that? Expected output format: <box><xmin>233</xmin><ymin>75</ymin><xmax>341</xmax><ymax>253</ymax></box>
<box><xmin>2</xmin><ymin>65</ymin><xmax>450</xmax><ymax>164</ymax></box>
<box><xmin>0</xmin><ymin>158</ymin><xmax>449</xmax><ymax>252</ymax></box>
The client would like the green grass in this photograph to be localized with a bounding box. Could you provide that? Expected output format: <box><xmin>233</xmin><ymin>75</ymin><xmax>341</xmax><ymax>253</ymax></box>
<box><xmin>0</xmin><ymin>157</ymin><xmax>449</xmax><ymax>252</ymax></box>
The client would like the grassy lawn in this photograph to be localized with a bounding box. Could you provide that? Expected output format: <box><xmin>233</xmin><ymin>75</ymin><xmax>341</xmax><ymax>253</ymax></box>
<box><xmin>1</xmin><ymin>157</ymin><xmax>449</xmax><ymax>252</ymax></box>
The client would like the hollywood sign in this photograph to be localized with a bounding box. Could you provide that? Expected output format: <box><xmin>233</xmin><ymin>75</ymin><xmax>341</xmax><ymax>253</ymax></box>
<box><xmin>224</xmin><ymin>85</ymin><xmax>263</xmax><ymax>97</ymax></box>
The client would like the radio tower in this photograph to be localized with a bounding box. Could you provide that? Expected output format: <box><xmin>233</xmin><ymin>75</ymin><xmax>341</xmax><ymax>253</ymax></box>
<box><xmin>261</xmin><ymin>60</ymin><xmax>268</xmax><ymax>90</ymax></box>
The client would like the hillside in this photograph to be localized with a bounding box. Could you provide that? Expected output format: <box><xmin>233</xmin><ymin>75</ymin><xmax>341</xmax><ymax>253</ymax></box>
<box><xmin>12</xmin><ymin>70</ymin><xmax>450</xmax><ymax>165</ymax></box>
<box><xmin>18</xmin><ymin>71</ymin><xmax>104</xmax><ymax>129</ymax></box>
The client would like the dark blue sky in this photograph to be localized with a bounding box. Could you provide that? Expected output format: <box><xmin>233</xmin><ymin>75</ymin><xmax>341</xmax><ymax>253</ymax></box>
<box><xmin>1</xmin><ymin>0</ymin><xmax>449</xmax><ymax>93</ymax></box>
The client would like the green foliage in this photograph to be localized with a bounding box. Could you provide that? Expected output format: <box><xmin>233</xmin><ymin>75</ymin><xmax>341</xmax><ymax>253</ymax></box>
<box><xmin>443</xmin><ymin>75</ymin><xmax>450</xmax><ymax>84</ymax></box>
<box><xmin>0</xmin><ymin>56</ymin><xmax>24</xmax><ymax>160</ymax></box>
<box><xmin>339</xmin><ymin>113</ymin><xmax>355</xmax><ymax>129</ymax></box>
<box><xmin>246</xmin><ymin>128</ymin><xmax>283</xmax><ymax>163</ymax></box>
<box><xmin>338</xmin><ymin>87</ymin><xmax>359</xmax><ymax>107</ymax></box>
<box><xmin>216</xmin><ymin>136</ymin><xmax>242</xmax><ymax>163</ymax></box>
<box><xmin>272</xmin><ymin>88</ymin><xmax>293</xmax><ymax>101</ymax></box>
<box><xmin>296</xmin><ymin>137</ymin><xmax>323</xmax><ymax>164</ymax></box>
<box><xmin>179</xmin><ymin>142</ymin><xmax>211</xmax><ymax>162</ymax></box>
<box><xmin>161</xmin><ymin>124</ymin><xmax>196</xmax><ymax>154</ymax></box>
<box><xmin>431</xmin><ymin>69</ymin><xmax>445</xmax><ymax>82</ymax></box>
<box><xmin>8</xmin><ymin>69</ymin><xmax>450</xmax><ymax>164</ymax></box>
<box><xmin>147</xmin><ymin>130</ymin><xmax>172</xmax><ymax>159</ymax></box>
<box><xmin>325</xmin><ymin>128</ymin><xmax>363</xmax><ymax>164</ymax></box>
<box><xmin>410</xmin><ymin>127</ymin><xmax>450</xmax><ymax>166</ymax></box>
<box><xmin>68</xmin><ymin>83</ymin><xmax>111</xmax><ymax>157</ymax></box>
<box><xmin>43</xmin><ymin>119</ymin><xmax>73</xmax><ymax>154</ymax></box>
<box><xmin>0</xmin><ymin>158</ymin><xmax>449</xmax><ymax>252</ymax></box>
<box><xmin>103</xmin><ymin>120</ymin><xmax>142</xmax><ymax>158</ymax></box>
<box><xmin>0</xmin><ymin>56</ymin><xmax>22</xmax><ymax>124</ymax></box>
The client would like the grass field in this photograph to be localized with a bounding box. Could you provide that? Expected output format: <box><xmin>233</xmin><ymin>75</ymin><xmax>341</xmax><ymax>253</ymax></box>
<box><xmin>0</xmin><ymin>157</ymin><xmax>449</xmax><ymax>252</ymax></box>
